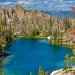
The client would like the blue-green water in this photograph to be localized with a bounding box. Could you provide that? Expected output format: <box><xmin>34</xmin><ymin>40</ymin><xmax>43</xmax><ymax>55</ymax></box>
<box><xmin>3</xmin><ymin>38</ymin><xmax>72</xmax><ymax>75</ymax></box>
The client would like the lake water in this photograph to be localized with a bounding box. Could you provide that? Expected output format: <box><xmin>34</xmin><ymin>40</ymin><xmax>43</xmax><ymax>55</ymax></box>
<box><xmin>3</xmin><ymin>38</ymin><xmax>72</xmax><ymax>75</ymax></box>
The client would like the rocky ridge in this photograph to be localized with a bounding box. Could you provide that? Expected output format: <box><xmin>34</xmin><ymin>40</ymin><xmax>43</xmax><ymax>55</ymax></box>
<box><xmin>0</xmin><ymin>5</ymin><xmax>65</xmax><ymax>38</ymax></box>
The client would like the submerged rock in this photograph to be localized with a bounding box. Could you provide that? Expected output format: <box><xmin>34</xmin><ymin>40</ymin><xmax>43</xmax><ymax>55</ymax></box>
<box><xmin>3</xmin><ymin>54</ymin><xmax>13</xmax><ymax>65</ymax></box>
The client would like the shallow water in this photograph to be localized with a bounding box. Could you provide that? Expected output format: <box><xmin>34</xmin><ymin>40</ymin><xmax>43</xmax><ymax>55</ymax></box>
<box><xmin>2</xmin><ymin>38</ymin><xmax>72</xmax><ymax>75</ymax></box>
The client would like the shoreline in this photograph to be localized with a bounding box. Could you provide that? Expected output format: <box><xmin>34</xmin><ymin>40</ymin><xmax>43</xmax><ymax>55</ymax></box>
<box><xmin>50</xmin><ymin>67</ymin><xmax>75</xmax><ymax>75</ymax></box>
<box><xmin>12</xmin><ymin>36</ymin><xmax>75</xmax><ymax>50</ymax></box>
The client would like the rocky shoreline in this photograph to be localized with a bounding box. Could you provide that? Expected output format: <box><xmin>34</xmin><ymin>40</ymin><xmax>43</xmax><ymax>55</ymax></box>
<box><xmin>50</xmin><ymin>67</ymin><xmax>75</xmax><ymax>75</ymax></box>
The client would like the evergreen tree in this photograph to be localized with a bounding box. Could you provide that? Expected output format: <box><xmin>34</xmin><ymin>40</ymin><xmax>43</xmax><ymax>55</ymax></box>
<box><xmin>38</xmin><ymin>67</ymin><xmax>45</xmax><ymax>75</ymax></box>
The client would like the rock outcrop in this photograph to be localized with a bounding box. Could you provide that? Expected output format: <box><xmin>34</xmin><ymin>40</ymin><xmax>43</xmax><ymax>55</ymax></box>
<box><xmin>50</xmin><ymin>67</ymin><xmax>75</xmax><ymax>75</ymax></box>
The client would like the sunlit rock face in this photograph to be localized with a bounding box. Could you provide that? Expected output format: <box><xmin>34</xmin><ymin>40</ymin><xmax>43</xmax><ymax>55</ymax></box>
<box><xmin>14</xmin><ymin>5</ymin><xmax>25</xmax><ymax>20</ymax></box>
<box><xmin>50</xmin><ymin>68</ymin><xmax>75</xmax><ymax>75</ymax></box>
<box><xmin>0</xmin><ymin>6</ymin><xmax>6</xmax><ymax>21</ymax></box>
<box><xmin>0</xmin><ymin>5</ymin><xmax>45</xmax><ymax>22</ymax></box>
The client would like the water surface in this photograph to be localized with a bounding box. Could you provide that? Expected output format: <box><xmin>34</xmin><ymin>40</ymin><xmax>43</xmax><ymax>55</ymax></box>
<box><xmin>3</xmin><ymin>38</ymin><xmax>72</xmax><ymax>75</ymax></box>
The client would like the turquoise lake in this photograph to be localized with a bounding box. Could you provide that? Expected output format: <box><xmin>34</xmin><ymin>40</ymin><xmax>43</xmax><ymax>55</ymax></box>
<box><xmin>3</xmin><ymin>38</ymin><xmax>72</xmax><ymax>75</ymax></box>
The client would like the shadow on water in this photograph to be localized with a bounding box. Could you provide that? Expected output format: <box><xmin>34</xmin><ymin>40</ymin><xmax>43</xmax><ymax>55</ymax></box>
<box><xmin>0</xmin><ymin>60</ymin><xmax>3</xmax><ymax>75</ymax></box>
<box><xmin>0</xmin><ymin>51</ymin><xmax>12</xmax><ymax>75</ymax></box>
<box><xmin>0</xmin><ymin>49</ymin><xmax>3</xmax><ymax>75</ymax></box>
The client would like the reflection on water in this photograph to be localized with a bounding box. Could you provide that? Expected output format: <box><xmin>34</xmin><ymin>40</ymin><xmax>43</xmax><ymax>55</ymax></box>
<box><xmin>37</xmin><ymin>39</ymin><xmax>49</xmax><ymax>43</ymax></box>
